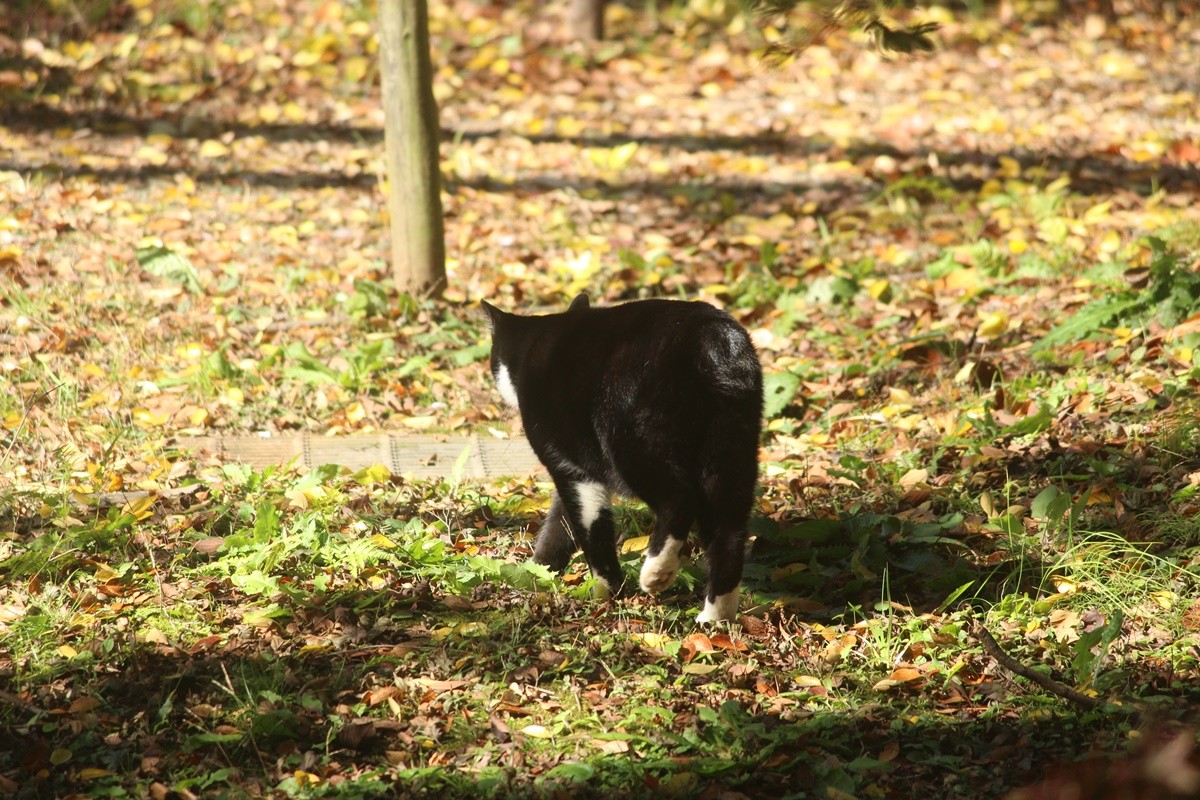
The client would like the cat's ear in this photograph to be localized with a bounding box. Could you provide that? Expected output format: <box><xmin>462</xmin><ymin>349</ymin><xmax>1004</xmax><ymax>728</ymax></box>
<box><xmin>568</xmin><ymin>293</ymin><xmax>590</xmax><ymax>312</ymax></box>
<box><xmin>480</xmin><ymin>300</ymin><xmax>504</xmax><ymax>331</ymax></box>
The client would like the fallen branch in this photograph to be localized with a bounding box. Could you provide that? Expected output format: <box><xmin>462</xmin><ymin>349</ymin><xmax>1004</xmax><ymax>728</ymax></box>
<box><xmin>0</xmin><ymin>688</ymin><xmax>45</xmax><ymax>715</ymax></box>
<box><xmin>974</xmin><ymin>623</ymin><xmax>1137</xmax><ymax>717</ymax></box>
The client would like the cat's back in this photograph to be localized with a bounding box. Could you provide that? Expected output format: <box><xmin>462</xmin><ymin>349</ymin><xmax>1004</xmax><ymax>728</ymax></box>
<box><xmin>558</xmin><ymin>299</ymin><xmax>761</xmax><ymax>398</ymax></box>
<box><xmin>559</xmin><ymin>297</ymin><xmax>736</xmax><ymax>335</ymax></box>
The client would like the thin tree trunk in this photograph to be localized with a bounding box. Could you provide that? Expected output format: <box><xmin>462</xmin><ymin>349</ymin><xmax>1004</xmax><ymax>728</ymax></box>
<box><xmin>378</xmin><ymin>0</ymin><xmax>445</xmax><ymax>296</ymax></box>
<box><xmin>568</xmin><ymin>0</ymin><xmax>607</xmax><ymax>40</ymax></box>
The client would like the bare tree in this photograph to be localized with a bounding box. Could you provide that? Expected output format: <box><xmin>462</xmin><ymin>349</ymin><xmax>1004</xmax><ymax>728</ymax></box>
<box><xmin>568</xmin><ymin>0</ymin><xmax>607</xmax><ymax>40</ymax></box>
<box><xmin>378</xmin><ymin>0</ymin><xmax>445</xmax><ymax>296</ymax></box>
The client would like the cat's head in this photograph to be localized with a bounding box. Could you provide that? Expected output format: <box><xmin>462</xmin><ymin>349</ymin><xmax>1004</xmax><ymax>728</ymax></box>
<box><xmin>480</xmin><ymin>300</ymin><xmax>518</xmax><ymax>408</ymax></box>
<box><xmin>480</xmin><ymin>294</ymin><xmax>590</xmax><ymax>409</ymax></box>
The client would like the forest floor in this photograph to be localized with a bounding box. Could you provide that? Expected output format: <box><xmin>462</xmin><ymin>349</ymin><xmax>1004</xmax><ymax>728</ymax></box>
<box><xmin>2</xmin><ymin>0</ymin><xmax>1200</xmax><ymax>797</ymax></box>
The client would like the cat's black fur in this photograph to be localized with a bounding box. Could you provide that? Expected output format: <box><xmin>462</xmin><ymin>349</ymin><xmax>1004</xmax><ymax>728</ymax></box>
<box><xmin>481</xmin><ymin>294</ymin><xmax>762</xmax><ymax>622</ymax></box>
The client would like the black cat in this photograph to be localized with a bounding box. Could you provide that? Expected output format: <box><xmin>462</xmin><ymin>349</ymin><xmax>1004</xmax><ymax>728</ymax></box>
<box><xmin>481</xmin><ymin>294</ymin><xmax>762</xmax><ymax>623</ymax></box>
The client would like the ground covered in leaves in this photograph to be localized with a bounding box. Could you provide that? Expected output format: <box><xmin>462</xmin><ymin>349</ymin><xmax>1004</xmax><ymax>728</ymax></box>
<box><xmin>2</xmin><ymin>0</ymin><xmax>1200</xmax><ymax>798</ymax></box>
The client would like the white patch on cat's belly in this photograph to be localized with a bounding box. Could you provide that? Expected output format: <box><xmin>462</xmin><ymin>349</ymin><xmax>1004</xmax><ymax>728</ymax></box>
<box><xmin>574</xmin><ymin>481</ymin><xmax>609</xmax><ymax>529</ymax></box>
<box><xmin>495</xmin><ymin>363</ymin><xmax>520</xmax><ymax>410</ymax></box>
<box><xmin>696</xmin><ymin>589</ymin><xmax>740</xmax><ymax>624</ymax></box>
<box><xmin>639</xmin><ymin>537</ymin><xmax>684</xmax><ymax>593</ymax></box>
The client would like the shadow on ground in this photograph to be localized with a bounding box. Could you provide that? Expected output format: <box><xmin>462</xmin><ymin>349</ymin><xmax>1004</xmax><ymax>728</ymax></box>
<box><xmin>4</xmin><ymin>598</ymin><xmax>1194</xmax><ymax>800</ymax></box>
<box><xmin>2</xmin><ymin>101</ymin><xmax>1197</xmax><ymax>202</ymax></box>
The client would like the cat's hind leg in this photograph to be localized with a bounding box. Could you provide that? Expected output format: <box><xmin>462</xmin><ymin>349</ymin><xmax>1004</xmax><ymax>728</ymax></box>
<box><xmin>695</xmin><ymin>522</ymin><xmax>745</xmax><ymax>623</ymax></box>
<box><xmin>532</xmin><ymin>491</ymin><xmax>577</xmax><ymax>572</ymax></box>
<box><xmin>556</xmin><ymin>479</ymin><xmax>625</xmax><ymax>597</ymax></box>
<box><xmin>639</xmin><ymin>505</ymin><xmax>693</xmax><ymax>594</ymax></box>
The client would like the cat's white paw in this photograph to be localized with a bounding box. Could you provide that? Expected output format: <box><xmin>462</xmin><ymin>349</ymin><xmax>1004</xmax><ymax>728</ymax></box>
<box><xmin>639</xmin><ymin>538</ymin><xmax>684</xmax><ymax>593</ymax></box>
<box><xmin>695</xmin><ymin>590</ymin><xmax>739</xmax><ymax>624</ymax></box>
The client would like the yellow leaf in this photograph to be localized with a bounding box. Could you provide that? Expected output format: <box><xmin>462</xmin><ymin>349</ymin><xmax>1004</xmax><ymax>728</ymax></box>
<box><xmin>50</xmin><ymin>748</ymin><xmax>72</xmax><ymax>765</ymax></box>
<box><xmin>1008</xmin><ymin>237</ymin><xmax>1028</xmax><ymax>254</ymax></box>
<box><xmin>370</xmin><ymin>533</ymin><xmax>398</xmax><ymax>550</ymax></box>
<box><xmin>998</xmin><ymin>156</ymin><xmax>1021</xmax><ymax>178</ymax></box>
<box><xmin>620</xmin><ymin>535</ymin><xmax>650</xmax><ymax>554</ymax></box>
<box><xmin>1099</xmin><ymin>230</ymin><xmax>1121</xmax><ymax>254</ymax></box>
<box><xmin>135</xmin><ymin>145</ymin><xmax>169</xmax><ymax>166</ymax></box>
<box><xmin>520</xmin><ymin>724</ymin><xmax>552</xmax><ymax>738</ymax></box>
<box><xmin>269</xmin><ymin>224</ymin><xmax>298</xmax><ymax>245</ymax></box>
<box><xmin>465</xmin><ymin>44</ymin><xmax>497</xmax><ymax>71</ymax></box>
<box><xmin>609</xmin><ymin>140</ymin><xmax>639</xmax><ymax>169</ymax></box>
<box><xmin>344</xmin><ymin>55</ymin><xmax>369</xmax><ymax>82</ymax></box>
<box><xmin>866</xmin><ymin>278</ymin><xmax>892</xmax><ymax>302</ymax></box>
<box><xmin>1053</xmin><ymin>577</ymin><xmax>1079</xmax><ymax>594</ymax></box>
<box><xmin>976</xmin><ymin>311</ymin><xmax>1010</xmax><ymax>339</ymax></box>
<box><xmin>954</xmin><ymin>361</ymin><xmax>977</xmax><ymax>385</ymax></box>
<box><xmin>57</xmin><ymin>645</ymin><xmax>78</xmax><ymax>658</ymax></box>
<box><xmin>198</xmin><ymin>139</ymin><xmax>230</xmax><ymax>158</ymax></box>
<box><xmin>630</xmin><ymin>632</ymin><xmax>672</xmax><ymax>649</ymax></box>
<box><xmin>555</xmin><ymin>117</ymin><xmax>586</xmax><ymax>138</ymax></box>
<box><xmin>979</xmin><ymin>491</ymin><xmax>997</xmax><ymax>519</ymax></box>
<box><xmin>122</xmin><ymin>495</ymin><xmax>155</xmax><ymax>520</ymax></box>
<box><xmin>401</xmin><ymin>415</ymin><xmax>437</xmax><ymax>430</ymax></box>
<box><xmin>1083</xmin><ymin>200</ymin><xmax>1113</xmax><ymax>223</ymax></box>
<box><xmin>286</xmin><ymin>483</ymin><xmax>325</xmax><ymax>510</ymax></box>
<box><xmin>883</xmin><ymin>388</ymin><xmax>907</xmax><ymax>419</ymax></box>
<box><xmin>175</xmin><ymin>341</ymin><xmax>207</xmax><ymax>360</ymax></box>
<box><xmin>258</xmin><ymin>103</ymin><xmax>281</xmax><ymax>123</ymax></box>
<box><xmin>221</xmin><ymin>387</ymin><xmax>244</xmax><ymax>407</ymax></box>
<box><xmin>939</xmin><ymin>267</ymin><xmax>980</xmax><ymax>293</ymax></box>
<box><xmin>291</xmin><ymin>770</ymin><xmax>322</xmax><ymax>786</ymax></box>
<box><xmin>355</xmin><ymin>464</ymin><xmax>393</xmax><ymax>485</ymax></box>
<box><xmin>451</xmin><ymin>621</ymin><xmax>489</xmax><ymax>638</ymax></box>
<box><xmin>185</xmin><ymin>406</ymin><xmax>209</xmax><ymax>426</ymax></box>
<box><xmin>1151</xmin><ymin>591</ymin><xmax>1175</xmax><ymax>610</ymax></box>
<box><xmin>132</xmin><ymin>408</ymin><xmax>170</xmax><ymax>427</ymax></box>
<box><xmin>292</xmin><ymin>49</ymin><xmax>322</xmax><ymax>68</ymax></box>
<box><xmin>1099</xmin><ymin>52</ymin><xmax>1144</xmax><ymax>79</ymax></box>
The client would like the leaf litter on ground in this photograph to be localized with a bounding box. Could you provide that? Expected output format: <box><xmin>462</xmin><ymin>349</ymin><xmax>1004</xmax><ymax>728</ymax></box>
<box><xmin>2</xmin><ymin>0</ymin><xmax>1200</xmax><ymax>798</ymax></box>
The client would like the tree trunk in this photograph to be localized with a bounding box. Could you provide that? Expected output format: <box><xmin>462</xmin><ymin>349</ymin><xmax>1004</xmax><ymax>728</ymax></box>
<box><xmin>568</xmin><ymin>0</ymin><xmax>607</xmax><ymax>40</ymax></box>
<box><xmin>378</xmin><ymin>0</ymin><xmax>445</xmax><ymax>297</ymax></box>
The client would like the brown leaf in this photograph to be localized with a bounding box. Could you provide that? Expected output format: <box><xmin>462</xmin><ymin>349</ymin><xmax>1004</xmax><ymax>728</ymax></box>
<box><xmin>193</xmin><ymin>537</ymin><xmax>224</xmax><ymax>555</ymax></box>
<box><xmin>416</xmin><ymin>678</ymin><xmax>471</xmax><ymax>693</ymax></box>
<box><xmin>680</xmin><ymin>632</ymin><xmax>714</xmax><ymax>661</ymax></box>
<box><xmin>878</xmin><ymin>740</ymin><xmax>901</xmax><ymax>762</ymax></box>
<box><xmin>186</xmin><ymin>635</ymin><xmax>223</xmax><ymax>654</ymax></box>
<box><xmin>364</xmin><ymin>685</ymin><xmax>402</xmax><ymax>706</ymax></box>
<box><xmin>709</xmin><ymin>633</ymin><xmax>748</xmax><ymax>652</ymax></box>
<box><xmin>488</xmin><ymin>714</ymin><xmax>510</xmax><ymax>742</ymax></box>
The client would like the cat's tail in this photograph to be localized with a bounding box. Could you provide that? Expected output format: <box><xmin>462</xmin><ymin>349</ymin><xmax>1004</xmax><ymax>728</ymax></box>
<box><xmin>696</xmin><ymin>320</ymin><xmax>762</xmax><ymax>398</ymax></box>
